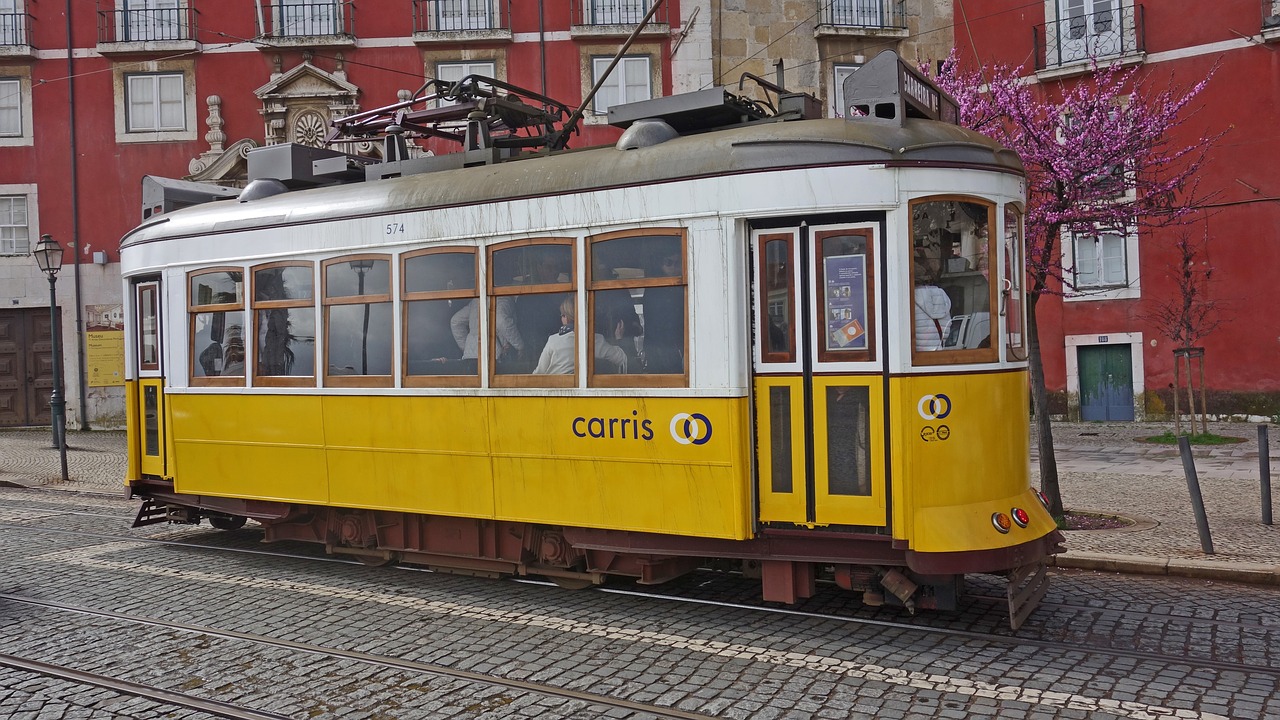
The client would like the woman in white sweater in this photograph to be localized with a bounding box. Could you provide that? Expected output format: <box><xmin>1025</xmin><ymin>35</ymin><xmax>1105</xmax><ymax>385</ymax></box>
<box><xmin>534</xmin><ymin>297</ymin><xmax>629</xmax><ymax>374</ymax></box>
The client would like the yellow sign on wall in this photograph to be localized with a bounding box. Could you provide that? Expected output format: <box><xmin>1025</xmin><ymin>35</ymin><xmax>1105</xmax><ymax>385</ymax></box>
<box><xmin>86</xmin><ymin>304</ymin><xmax>125</xmax><ymax>387</ymax></box>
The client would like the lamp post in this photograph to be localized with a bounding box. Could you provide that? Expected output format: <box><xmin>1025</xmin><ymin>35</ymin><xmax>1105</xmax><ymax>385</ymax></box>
<box><xmin>349</xmin><ymin>259</ymin><xmax>375</xmax><ymax>375</ymax></box>
<box><xmin>33</xmin><ymin>234</ymin><xmax>69</xmax><ymax>482</ymax></box>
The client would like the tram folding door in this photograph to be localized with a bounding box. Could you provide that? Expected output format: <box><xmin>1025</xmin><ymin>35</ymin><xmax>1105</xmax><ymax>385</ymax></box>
<box><xmin>751</xmin><ymin>226</ymin><xmax>886</xmax><ymax>529</ymax></box>
<box><xmin>132</xmin><ymin>280</ymin><xmax>167</xmax><ymax>478</ymax></box>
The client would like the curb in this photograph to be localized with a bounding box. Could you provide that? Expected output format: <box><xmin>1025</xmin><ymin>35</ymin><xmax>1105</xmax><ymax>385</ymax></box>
<box><xmin>1053</xmin><ymin>551</ymin><xmax>1280</xmax><ymax>586</ymax></box>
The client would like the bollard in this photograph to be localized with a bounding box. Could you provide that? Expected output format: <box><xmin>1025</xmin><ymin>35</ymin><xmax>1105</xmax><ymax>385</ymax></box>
<box><xmin>1178</xmin><ymin>436</ymin><xmax>1215</xmax><ymax>554</ymax></box>
<box><xmin>1262</xmin><ymin>424</ymin><xmax>1273</xmax><ymax>526</ymax></box>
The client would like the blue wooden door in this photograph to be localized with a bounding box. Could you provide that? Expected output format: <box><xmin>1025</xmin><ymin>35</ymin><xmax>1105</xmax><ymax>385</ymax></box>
<box><xmin>1078</xmin><ymin>344</ymin><xmax>1134</xmax><ymax>421</ymax></box>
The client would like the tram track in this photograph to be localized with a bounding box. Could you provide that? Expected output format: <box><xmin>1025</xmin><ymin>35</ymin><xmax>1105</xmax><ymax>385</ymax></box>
<box><xmin>4</xmin><ymin>514</ymin><xmax>1279</xmax><ymax>683</ymax></box>
<box><xmin>0</xmin><ymin>592</ymin><xmax>718</xmax><ymax>720</ymax></box>
<box><xmin>0</xmin><ymin>651</ymin><xmax>291</xmax><ymax>720</ymax></box>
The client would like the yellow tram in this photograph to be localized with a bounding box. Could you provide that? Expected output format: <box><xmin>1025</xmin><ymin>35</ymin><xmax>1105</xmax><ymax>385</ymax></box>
<box><xmin>121</xmin><ymin>52</ymin><xmax>1062</xmax><ymax>628</ymax></box>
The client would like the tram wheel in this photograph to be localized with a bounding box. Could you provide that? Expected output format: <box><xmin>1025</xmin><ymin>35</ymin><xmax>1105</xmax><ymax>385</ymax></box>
<box><xmin>548</xmin><ymin>575</ymin><xmax>595</xmax><ymax>591</ymax></box>
<box><xmin>355</xmin><ymin>551</ymin><xmax>400</xmax><ymax>567</ymax></box>
<box><xmin>209</xmin><ymin>516</ymin><xmax>247</xmax><ymax>531</ymax></box>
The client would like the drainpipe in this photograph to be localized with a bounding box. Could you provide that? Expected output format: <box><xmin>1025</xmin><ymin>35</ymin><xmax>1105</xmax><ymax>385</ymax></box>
<box><xmin>538</xmin><ymin>0</ymin><xmax>546</xmax><ymax>97</ymax></box>
<box><xmin>67</xmin><ymin>0</ymin><xmax>89</xmax><ymax>430</ymax></box>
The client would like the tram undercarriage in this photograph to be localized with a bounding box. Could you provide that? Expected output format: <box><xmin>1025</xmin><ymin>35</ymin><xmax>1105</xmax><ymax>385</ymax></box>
<box><xmin>132</xmin><ymin>482</ymin><xmax>1062</xmax><ymax>630</ymax></box>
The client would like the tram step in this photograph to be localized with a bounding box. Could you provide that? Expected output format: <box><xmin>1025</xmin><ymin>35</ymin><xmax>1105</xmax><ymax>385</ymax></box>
<box><xmin>131</xmin><ymin>499</ymin><xmax>169</xmax><ymax>528</ymax></box>
<box><xmin>1007</xmin><ymin>561</ymin><xmax>1049</xmax><ymax>631</ymax></box>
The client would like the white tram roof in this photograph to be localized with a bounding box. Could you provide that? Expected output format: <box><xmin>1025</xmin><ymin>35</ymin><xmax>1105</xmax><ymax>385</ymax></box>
<box><xmin>121</xmin><ymin>117</ymin><xmax>1022</xmax><ymax>250</ymax></box>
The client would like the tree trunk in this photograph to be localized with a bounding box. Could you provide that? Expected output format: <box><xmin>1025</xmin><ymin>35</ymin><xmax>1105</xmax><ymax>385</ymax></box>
<box><xmin>1173</xmin><ymin>356</ymin><xmax>1182</xmax><ymax>436</ymax></box>
<box><xmin>1184</xmin><ymin>353</ymin><xmax>1197</xmax><ymax>437</ymax></box>
<box><xmin>1026</xmin><ymin>294</ymin><xmax>1064</xmax><ymax>521</ymax></box>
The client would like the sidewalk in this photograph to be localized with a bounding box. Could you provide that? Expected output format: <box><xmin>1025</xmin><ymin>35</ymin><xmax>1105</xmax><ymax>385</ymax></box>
<box><xmin>1</xmin><ymin>421</ymin><xmax>1277</xmax><ymax>585</ymax></box>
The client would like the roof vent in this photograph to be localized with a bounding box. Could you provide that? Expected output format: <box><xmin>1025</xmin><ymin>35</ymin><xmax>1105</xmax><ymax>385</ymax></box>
<box><xmin>238</xmin><ymin>178</ymin><xmax>290</xmax><ymax>203</ymax></box>
<box><xmin>616</xmin><ymin>118</ymin><xmax>679</xmax><ymax>150</ymax></box>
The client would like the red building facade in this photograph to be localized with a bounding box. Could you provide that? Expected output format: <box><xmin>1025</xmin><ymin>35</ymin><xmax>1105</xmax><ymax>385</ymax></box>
<box><xmin>0</xmin><ymin>0</ymin><xmax>697</xmax><ymax>429</ymax></box>
<box><xmin>952</xmin><ymin>0</ymin><xmax>1280</xmax><ymax>420</ymax></box>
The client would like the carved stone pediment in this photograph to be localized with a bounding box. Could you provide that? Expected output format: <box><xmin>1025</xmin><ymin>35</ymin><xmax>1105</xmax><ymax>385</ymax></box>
<box><xmin>255</xmin><ymin>55</ymin><xmax>362</xmax><ymax>148</ymax></box>
<box><xmin>186</xmin><ymin>138</ymin><xmax>259</xmax><ymax>186</ymax></box>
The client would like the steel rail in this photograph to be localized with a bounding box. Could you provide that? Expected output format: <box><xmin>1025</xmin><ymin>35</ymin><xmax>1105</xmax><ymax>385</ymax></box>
<box><xmin>0</xmin><ymin>593</ymin><xmax>718</xmax><ymax>720</ymax></box>
<box><xmin>0</xmin><ymin>652</ymin><xmax>292</xmax><ymax>720</ymax></box>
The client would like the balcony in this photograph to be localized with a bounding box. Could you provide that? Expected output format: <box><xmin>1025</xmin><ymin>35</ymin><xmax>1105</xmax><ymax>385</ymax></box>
<box><xmin>412</xmin><ymin>0</ymin><xmax>511</xmax><ymax>43</ymax></box>
<box><xmin>1263</xmin><ymin>1</ymin><xmax>1280</xmax><ymax>42</ymax></box>
<box><xmin>816</xmin><ymin>0</ymin><xmax>907</xmax><ymax>38</ymax></box>
<box><xmin>570</xmin><ymin>0</ymin><xmax>669</xmax><ymax>39</ymax></box>
<box><xmin>97</xmin><ymin>5</ymin><xmax>200</xmax><ymax>54</ymax></box>
<box><xmin>0</xmin><ymin>11</ymin><xmax>34</xmax><ymax>57</ymax></box>
<box><xmin>1034</xmin><ymin>3</ymin><xmax>1145</xmax><ymax>75</ymax></box>
<box><xmin>260</xmin><ymin>1</ymin><xmax>356</xmax><ymax>47</ymax></box>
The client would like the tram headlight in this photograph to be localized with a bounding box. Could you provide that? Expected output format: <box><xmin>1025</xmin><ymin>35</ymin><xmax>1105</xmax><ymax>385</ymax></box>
<box><xmin>991</xmin><ymin>512</ymin><xmax>1012</xmax><ymax>534</ymax></box>
<box><xmin>1011</xmin><ymin>507</ymin><xmax>1030</xmax><ymax>528</ymax></box>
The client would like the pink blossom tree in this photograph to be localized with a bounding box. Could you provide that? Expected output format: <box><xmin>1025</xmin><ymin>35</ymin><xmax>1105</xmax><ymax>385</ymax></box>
<box><xmin>928</xmin><ymin>56</ymin><xmax>1223</xmax><ymax>519</ymax></box>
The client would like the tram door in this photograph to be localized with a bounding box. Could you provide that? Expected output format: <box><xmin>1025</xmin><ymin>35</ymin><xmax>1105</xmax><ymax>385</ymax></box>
<box><xmin>751</xmin><ymin>225</ymin><xmax>886</xmax><ymax>528</ymax></box>
<box><xmin>133</xmin><ymin>280</ymin><xmax>167</xmax><ymax>477</ymax></box>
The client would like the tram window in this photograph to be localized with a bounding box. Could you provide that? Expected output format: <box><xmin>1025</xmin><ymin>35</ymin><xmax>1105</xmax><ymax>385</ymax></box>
<box><xmin>1003</xmin><ymin>206</ymin><xmax>1028</xmax><ymax>360</ymax></box>
<box><xmin>826</xmin><ymin>386</ymin><xmax>871</xmax><ymax>496</ymax></box>
<box><xmin>587</xmin><ymin>230</ymin><xmax>687</xmax><ymax>387</ymax></box>
<box><xmin>322</xmin><ymin>256</ymin><xmax>393</xmax><ymax>387</ymax></box>
<box><xmin>759</xmin><ymin>236</ymin><xmax>795</xmax><ymax>363</ymax></box>
<box><xmin>251</xmin><ymin>263</ymin><xmax>316</xmax><ymax>386</ymax></box>
<box><xmin>137</xmin><ymin>283</ymin><xmax>160</xmax><ymax>372</ymax></box>
<box><xmin>189</xmin><ymin>268</ymin><xmax>245</xmax><ymax>386</ymax></box>
<box><xmin>815</xmin><ymin>229</ymin><xmax>875</xmax><ymax>363</ymax></box>
<box><xmin>402</xmin><ymin>249</ymin><xmax>480</xmax><ymax>386</ymax></box>
<box><xmin>909</xmin><ymin>198</ymin><xmax>998</xmax><ymax>364</ymax></box>
<box><xmin>489</xmin><ymin>241</ymin><xmax>575</xmax><ymax>387</ymax></box>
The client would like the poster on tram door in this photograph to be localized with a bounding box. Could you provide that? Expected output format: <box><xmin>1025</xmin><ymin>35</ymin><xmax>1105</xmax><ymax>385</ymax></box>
<box><xmin>824</xmin><ymin>254</ymin><xmax>867</xmax><ymax>351</ymax></box>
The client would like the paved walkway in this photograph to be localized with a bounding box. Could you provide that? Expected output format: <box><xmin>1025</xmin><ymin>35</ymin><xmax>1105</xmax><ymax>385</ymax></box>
<box><xmin>1</xmin><ymin>421</ymin><xmax>1277</xmax><ymax>584</ymax></box>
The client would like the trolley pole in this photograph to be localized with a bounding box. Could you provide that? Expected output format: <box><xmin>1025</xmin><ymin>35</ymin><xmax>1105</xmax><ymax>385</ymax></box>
<box><xmin>1178</xmin><ymin>436</ymin><xmax>1214</xmax><ymax>554</ymax></box>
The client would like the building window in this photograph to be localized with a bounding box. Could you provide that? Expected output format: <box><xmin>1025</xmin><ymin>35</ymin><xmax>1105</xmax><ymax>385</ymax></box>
<box><xmin>1072</xmin><ymin>231</ymin><xmax>1128</xmax><ymax>288</ymax></box>
<box><xmin>591</xmin><ymin>56</ymin><xmax>650</xmax><ymax>114</ymax></box>
<box><xmin>0</xmin><ymin>0</ymin><xmax>25</xmax><ymax>47</ymax></box>
<box><xmin>435</xmin><ymin>60</ymin><xmax>495</xmax><ymax>105</ymax></box>
<box><xmin>488</xmin><ymin>240</ymin><xmax>574</xmax><ymax>387</ymax></box>
<box><xmin>122</xmin><ymin>0</ymin><xmax>186</xmax><ymax>42</ymax></box>
<box><xmin>402</xmin><ymin>248</ymin><xmax>480</xmax><ymax>386</ymax></box>
<box><xmin>831</xmin><ymin>63</ymin><xmax>861</xmax><ymax>118</ymax></box>
<box><xmin>587</xmin><ymin>230</ymin><xmax>687</xmax><ymax>385</ymax></box>
<box><xmin>435</xmin><ymin>0</ymin><xmax>493</xmax><ymax>31</ymax></box>
<box><xmin>275</xmin><ymin>0</ymin><xmax>340</xmax><ymax>37</ymax></box>
<box><xmin>252</xmin><ymin>262</ymin><xmax>316</xmax><ymax>386</ymax></box>
<box><xmin>587</xmin><ymin>0</ymin><xmax>649</xmax><ymax>25</ymax></box>
<box><xmin>126</xmin><ymin>73</ymin><xmax>186</xmax><ymax>132</ymax></box>
<box><xmin>189</xmin><ymin>268</ymin><xmax>246</xmax><ymax>386</ymax></box>
<box><xmin>1039</xmin><ymin>0</ymin><xmax>1142</xmax><ymax>70</ymax></box>
<box><xmin>323</xmin><ymin>255</ymin><xmax>393</xmax><ymax>386</ymax></box>
<box><xmin>0</xmin><ymin>78</ymin><xmax>19</xmax><ymax>137</ymax></box>
<box><xmin>0</xmin><ymin>194</ymin><xmax>28</xmax><ymax>255</ymax></box>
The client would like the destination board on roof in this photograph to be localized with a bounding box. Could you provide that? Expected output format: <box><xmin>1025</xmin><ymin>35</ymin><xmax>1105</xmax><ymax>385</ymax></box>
<box><xmin>897</xmin><ymin>60</ymin><xmax>942</xmax><ymax>120</ymax></box>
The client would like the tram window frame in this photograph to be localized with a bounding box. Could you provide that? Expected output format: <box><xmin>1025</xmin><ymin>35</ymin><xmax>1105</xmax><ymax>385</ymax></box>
<box><xmin>757</xmin><ymin>232</ymin><xmax>797</xmax><ymax>365</ymax></box>
<box><xmin>321</xmin><ymin>254</ymin><xmax>394</xmax><ymax>388</ymax></box>
<box><xmin>188</xmin><ymin>267</ymin><xmax>246</xmax><ymax>387</ymax></box>
<box><xmin>1003</xmin><ymin>205</ymin><xmax>1028</xmax><ymax>361</ymax></box>
<box><xmin>587</xmin><ymin>229</ymin><xmax>689</xmax><ymax>388</ymax></box>
<box><xmin>908</xmin><ymin>196</ymin><xmax>999</xmax><ymax>366</ymax></box>
<box><xmin>488</xmin><ymin>239</ymin><xmax>576</xmax><ymax>389</ymax></box>
<box><xmin>402</xmin><ymin>247</ymin><xmax>481</xmax><ymax>388</ymax></box>
<box><xmin>813</xmin><ymin>227</ymin><xmax>876</xmax><ymax>364</ymax></box>
<box><xmin>136</xmin><ymin>281</ymin><xmax>162</xmax><ymax>374</ymax></box>
<box><xmin>251</xmin><ymin>261</ymin><xmax>317</xmax><ymax>388</ymax></box>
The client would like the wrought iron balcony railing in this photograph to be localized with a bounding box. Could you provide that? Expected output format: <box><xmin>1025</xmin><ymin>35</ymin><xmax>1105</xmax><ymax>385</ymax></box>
<box><xmin>1034</xmin><ymin>3</ymin><xmax>1144</xmax><ymax>71</ymax></box>
<box><xmin>412</xmin><ymin>0</ymin><xmax>510</xmax><ymax>33</ymax></box>
<box><xmin>0</xmin><ymin>11</ymin><xmax>32</xmax><ymax>48</ymax></box>
<box><xmin>98</xmin><ymin>5</ymin><xmax>198</xmax><ymax>44</ymax></box>
<box><xmin>571</xmin><ymin>0</ymin><xmax>666</xmax><ymax>27</ymax></box>
<box><xmin>265</xmin><ymin>1</ymin><xmax>355</xmax><ymax>39</ymax></box>
<box><xmin>818</xmin><ymin>0</ymin><xmax>906</xmax><ymax>30</ymax></box>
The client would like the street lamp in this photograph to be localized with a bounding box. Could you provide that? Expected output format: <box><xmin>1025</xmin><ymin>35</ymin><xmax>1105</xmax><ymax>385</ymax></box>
<box><xmin>33</xmin><ymin>233</ymin><xmax>69</xmax><ymax>482</ymax></box>
<box><xmin>349</xmin><ymin>259</ymin><xmax>375</xmax><ymax>375</ymax></box>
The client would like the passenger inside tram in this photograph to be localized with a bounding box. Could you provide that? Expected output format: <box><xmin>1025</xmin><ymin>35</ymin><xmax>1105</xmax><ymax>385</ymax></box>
<box><xmin>533</xmin><ymin>296</ymin><xmax>628</xmax><ymax>374</ymax></box>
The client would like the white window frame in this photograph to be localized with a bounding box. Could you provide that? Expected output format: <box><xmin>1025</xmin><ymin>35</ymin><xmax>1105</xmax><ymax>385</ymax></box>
<box><xmin>1044</xmin><ymin>0</ymin><xmax>1138</xmax><ymax>68</ymax></box>
<box><xmin>0</xmin><ymin>70</ymin><xmax>32</xmax><ymax>147</ymax></box>
<box><xmin>0</xmin><ymin>185</ymin><xmax>35</xmax><ymax>257</ymax></box>
<box><xmin>831</xmin><ymin>63</ymin><xmax>862</xmax><ymax>118</ymax></box>
<box><xmin>122</xmin><ymin>0</ymin><xmax>184</xmax><ymax>42</ymax></box>
<box><xmin>274</xmin><ymin>0</ymin><xmax>339</xmax><ymax>38</ymax></box>
<box><xmin>1063</xmin><ymin>226</ymin><xmax>1140</xmax><ymax>301</ymax></box>
<box><xmin>0</xmin><ymin>0</ymin><xmax>25</xmax><ymax>47</ymax></box>
<box><xmin>126</xmin><ymin>72</ymin><xmax>186</xmax><ymax>132</ymax></box>
<box><xmin>114</xmin><ymin>61</ymin><xmax>196</xmax><ymax>143</ymax></box>
<box><xmin>436</xmin><ymin>0</ymin><xmax>492</xmax><ymax>31</ymax></box>
<box><xmin>588</xmin><ymin>0</ymin><xmax>647</xmax><ymax>25</ymax></box>
<box><xmin>434</xmin><ymin>60</ymin><xmax>496</xmax><ymax>107</ymax></box>
<box><xmin>591</xmin><ymin>55</ymin><xmax>651</xmax><ymax>115</ymax></box>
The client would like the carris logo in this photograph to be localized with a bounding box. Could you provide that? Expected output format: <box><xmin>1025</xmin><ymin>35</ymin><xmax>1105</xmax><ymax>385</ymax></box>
<box><xmin>669</xmin><ymin>412</ymin><xmax>713</xmax><ymax>445</ymax></box>
<box><xmin>917</xmin><ymin>393</ymin><xmax>952</xmax><ymax>420</ymax></box>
